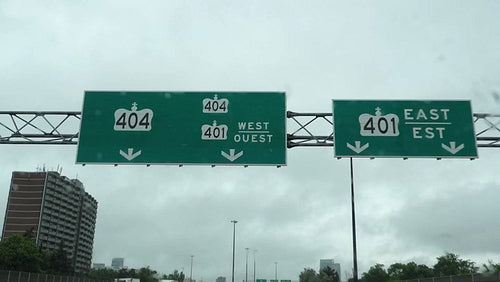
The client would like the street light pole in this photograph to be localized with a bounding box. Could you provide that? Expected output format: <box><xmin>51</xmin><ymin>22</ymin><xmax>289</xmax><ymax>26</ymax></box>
<box><xmin>274</xmin><ymin>262</ymin><xmax>278</xmax><ymax>282</ymax></box>
<box><xmin>231</xmin><ymin>220</ymin><xmax>238</xmax><ymax>282</ymax></box>
<box><xmin>245</xmin><ymin>248</ymin><xmax>249</xmax><ymax>282</ymax></box>
<box><xmin>190</xmin><ymin>255</ymin><xmax>194</xmax><ymax>282</ymax></box>
<box><xmin>253</xmin><ymin>249</ymin><xmax>257</xmax><ymax>282</ymax></box>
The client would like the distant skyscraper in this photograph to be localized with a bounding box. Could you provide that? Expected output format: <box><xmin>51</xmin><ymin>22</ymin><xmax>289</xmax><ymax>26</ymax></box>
<box><xmin>1</xmin><ymin>171</ymin><xmax>98</xmax><ymax>273</ymax></box>
<box><xmin>320</xmin><ymin>259</ymin><xmax>341</xmax><ymax>278</ymax></box>
<box><xmin>216</xmin><ymin>277</ymin><xmax>226</xmax><ymax>282</ymax></box>
<box><xmin>112</xmin><ymin>257</ymin><xmax>125</xmax><ymax>269</ymax></box>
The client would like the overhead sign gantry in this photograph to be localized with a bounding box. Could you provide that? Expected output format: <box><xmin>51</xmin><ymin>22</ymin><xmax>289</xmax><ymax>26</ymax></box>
<box><xmin>2</xmin><ymin>100</ymin><xmax>499</xmax><ymax>150</ymax></box>
<box><xmin>76</xmin><ymin>91</ymin><xmax>286</xmax><ymax>166</ymax></box>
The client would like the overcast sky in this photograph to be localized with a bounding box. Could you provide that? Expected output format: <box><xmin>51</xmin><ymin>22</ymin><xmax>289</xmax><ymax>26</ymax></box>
<box><xmin>1</xmin><ymin>1</ymin><xmax>500</xmax><ymax>282</ymax></box>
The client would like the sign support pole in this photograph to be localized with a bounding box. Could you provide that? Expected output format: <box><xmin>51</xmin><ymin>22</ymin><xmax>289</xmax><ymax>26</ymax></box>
<box><xmin>350</xmin><ymin>158</ymin><xmax>358</xmax><ymax>282</ymax></box>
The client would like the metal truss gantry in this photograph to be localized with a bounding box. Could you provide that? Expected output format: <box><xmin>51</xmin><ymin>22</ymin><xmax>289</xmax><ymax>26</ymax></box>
<box><xmin>0</xmin><ymin>111</ymin><xmax>499</xmax><ymax>148</ymax></box>
<box><xmin>0</xmin><ymin>111</ymin><xmax>81</xmax><ymax>145</ymax></box>
<box><xmin>287</xmin><ymin>112</ymin><xmax>500</xmax><ymax>148</ymax></box>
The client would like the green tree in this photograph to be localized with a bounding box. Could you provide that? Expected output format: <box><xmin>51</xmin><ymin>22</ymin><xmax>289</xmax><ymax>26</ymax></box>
<box><xmin>433</xmin><ymin>253</ymin><xmax>478</xmax><ymax>276</ymax></box>
<box><xmin>300</xmin><ymin>268</ymin><xmax>318</xmax><ymax>282</ymax></box>
<box><xmin>361</xmin><ymin>264</ymin><xmax>389</xmax><ymax>282</ymax></box>
<box><xmin>387</xmin><ymin>263</ymin><xmax>406</xmax><ymax>280</ymax></box>
<box><xmin>0</xmin><ymin>234</ymin><xmax>42</xmax><ymax>272</ymax></box>
<box><xmin>388</xmin><ymin>262</ymin><xmax>434</xmax><ymax>280</ymax></box>
<box><xmin>89</xmin><ymin>267</ymin><xmax>117</xmax><ymax>280</ymax></box>
<box><xmin>23</xmin><ymin>227</ymin><xmax>36</xmax><ymax>240</ymax></box>
<box><xmin>128</xmin><ymin>268</ymin><xmax>138</xmax><ymax>278</ymax></box>
<box><xmin>138</xmin><ymin>266</ymin><xmax>158</xmax><ymax>282</ymax></box>
<box><xmin>117</xmin><ymin>267</ymin><xmax>133</xmax><ymax>278</ymax></box>
<box><xmin>47</xmin><ymin>241</ymin><xmax>73</xmax><ymax>274</ymax></box>
<box><xmin>39</xmin><ymin>247</ymin><xmax>53</xmax><ymax>273</ymax></box>
<box><xmin>483</xmin><ymin>260</ymin><xmax>500</xmax><ymax>273</ymax></box>
<box><xmin>167</xmin><ymin>269</ymin><xmax>185</xmax><ymax>282</ymax></box>
<box><xmin>318</xmin><ymin>266</ymin><xmax>340</xmax><ymax>282</ymax></box>
<box><xmin>415</xmin><ymin>264</ymin><xmax>434</xmax><ymax>278</ymax></box>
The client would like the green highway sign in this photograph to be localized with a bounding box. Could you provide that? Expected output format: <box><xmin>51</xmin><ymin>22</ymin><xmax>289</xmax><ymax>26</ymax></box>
<box><xmin>332</xmin><ymin>100</ymin><xmax>478</xmax><ymax>158</ymax></box>
<box><xmin>76</xmin><ymin>91</ymin><xmax>286</xmax><ymax>165</ymax></box>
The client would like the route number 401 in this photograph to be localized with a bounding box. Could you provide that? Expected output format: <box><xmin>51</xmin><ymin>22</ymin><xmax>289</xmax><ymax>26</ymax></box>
<box><xmin>359</xmin><ymin>113</ymin><xmax>400</xmax><ymax>137</ymax></box>
<box><xmin>201</xmin><ymin>121</ymin><xmax>228</xmax><ymax>140</ymax></box>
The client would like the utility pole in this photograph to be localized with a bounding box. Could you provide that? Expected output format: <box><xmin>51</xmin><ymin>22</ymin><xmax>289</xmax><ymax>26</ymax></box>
<box><xmin>253</xmin><ymin>249</ymin><xmax>257</xmax><ymax>282</ymax></box>
<box><xmin>274</xmin><ymin>262</ymin><xmax>278</xmax><ymax>282</ymax></box>
<box><xmin>190</xmin><ymin>255</ymin><xmax>194</xmax><ymax>282</ymax></box>
<box><xmin>231</xmin><ymin>220</ymin><xmax>238</xmax><ymax>282</ymax></box>
<box><xmin>245</xmin><ymin>248</ymin><xmax>249</xmax><ymax>282</ymax></box>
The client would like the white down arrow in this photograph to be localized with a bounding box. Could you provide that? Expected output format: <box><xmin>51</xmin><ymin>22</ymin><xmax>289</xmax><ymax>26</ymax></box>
<box><xmin>221</xmin><ymin>149</ymin><xmax>243</xmax><ymax>162</ymax></box>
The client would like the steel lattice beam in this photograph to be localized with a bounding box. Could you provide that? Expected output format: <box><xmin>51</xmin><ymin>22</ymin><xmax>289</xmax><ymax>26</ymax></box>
<box><xmin>472</xmin><ymin>113</ymin><xmax>500</xmax><ymax>147</ymax></box>
<box><xmin>0</xmin><ymin>111</ymin><xmax>81</xmax><ymax>144</ymax></box>
<box><xmin>1</xmin><ymin>111</ymin><xmax>499</xmax><ymax>148</ymax></box>
<box><xmin>287</xmin><ymin>111</ymin><xmax>334</xmax><ymax>147</ymax></box>
<box><xmin>287</xmin><ymin>112</ymin><xmax>500</xmax><ymax>148</ymax></box>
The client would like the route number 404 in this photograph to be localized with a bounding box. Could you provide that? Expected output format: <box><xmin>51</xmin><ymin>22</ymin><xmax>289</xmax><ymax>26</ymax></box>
<box><xmin>114</xmin><ymin>108</ymin><xmax>154</xmax><ymax>131</ymax></box>
<box><xmin>202</xmin><ymin>95</ymin><xmax>229</xmax><ymax>113</ymax></box>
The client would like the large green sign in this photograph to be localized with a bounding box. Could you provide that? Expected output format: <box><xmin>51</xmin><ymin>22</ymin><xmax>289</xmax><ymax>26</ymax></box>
<box><xmin>76</xmin><ymin>91</ymin><xmax>286</xmax><ymax>165</ymax></box>
<box><xmin>333</xmin><ymin>100</ymin><xmax>478</xmax><ymax>158</ymax></box>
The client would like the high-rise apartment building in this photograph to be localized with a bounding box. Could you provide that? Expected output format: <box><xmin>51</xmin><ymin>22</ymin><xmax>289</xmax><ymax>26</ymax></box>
<box><xmin>1</xmin><ymin>171</ymin><xmax>98</xmax><ymax>273</ymax></box>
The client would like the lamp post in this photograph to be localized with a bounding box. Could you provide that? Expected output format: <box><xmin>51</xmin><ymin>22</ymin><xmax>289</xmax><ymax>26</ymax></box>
<box><xmin>245</xmin><ymin>248</ymin><xmax>249</xmax><ymax>282</ymax></box>
<box><xmin>231</xmin><ymin>220</ymin><xmax>238</xmax><ymax>282</ymax></box>
<box><xmin>253</xmin><ymin>249</ymin><xmax>257</xmax><ymax>282</ymax></box>
<box><xmin>190</xmin><ymin>255</ymin><xmax>194</xmax><ymax>282</ymax></box>
<box><xmin>274</xmin><ymin>262</ymin><xmax>278</xmax><ymax>282</ymax></box>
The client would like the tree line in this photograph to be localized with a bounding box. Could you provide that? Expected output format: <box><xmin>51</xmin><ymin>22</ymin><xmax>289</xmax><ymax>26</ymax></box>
<box><xmin>299</xmin><ymin>253</ymin><xmax>500</xmax><ymax>282</ymax></box>
<box><xmin>3</xmin><ymin>234</ymin><xmax>500</xmax><ymax>282</ymax></box>
<box><xmin>300</xmin><ymin>266</ymin><xmax>341</xmax><ymax>282</ymax></box>
<box><xmin>0</xmin><ymin>233</ymin><xmax>185</xmax><ymax>282</ymax></box>
<box><xmin>360</xmin><ymin>253</ymin><xmax>500</xmax><ymax>282</ymax></box>
<box><xmin>88</xmin><ymin>267</ymin><xmax>185</xmax><ymax>282</ymax></box>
